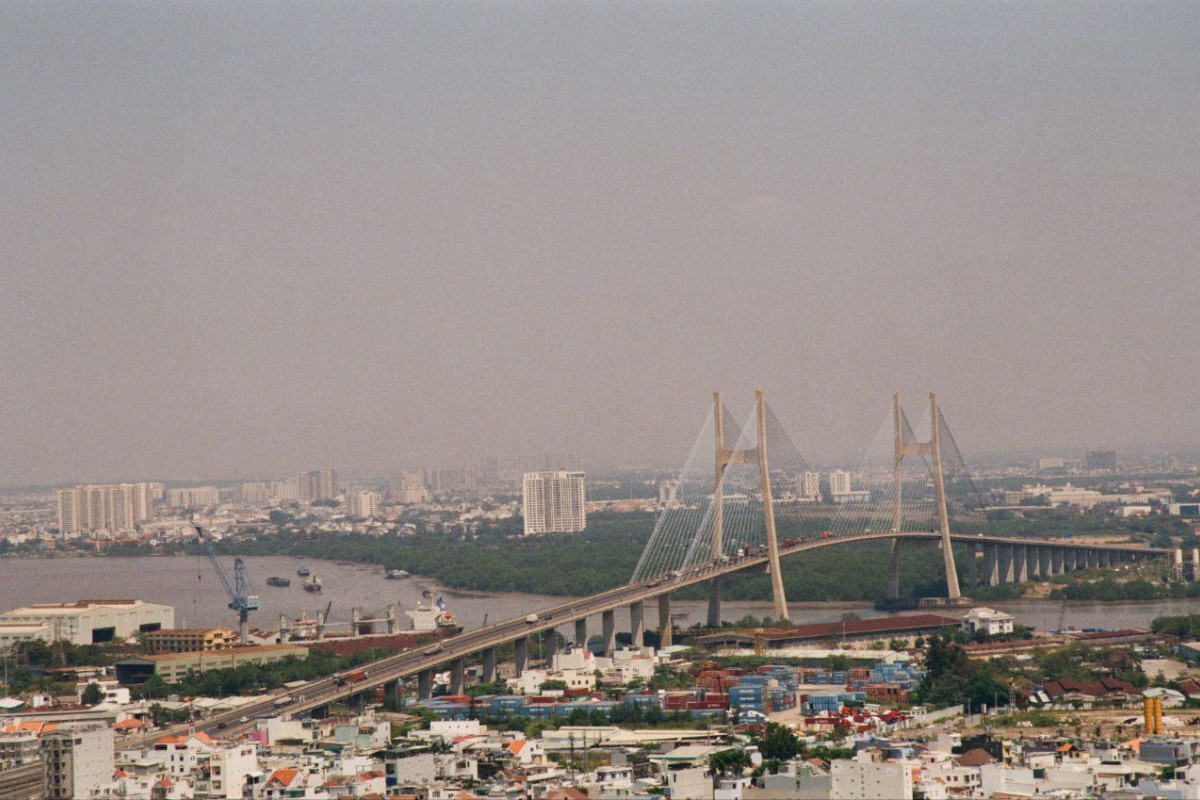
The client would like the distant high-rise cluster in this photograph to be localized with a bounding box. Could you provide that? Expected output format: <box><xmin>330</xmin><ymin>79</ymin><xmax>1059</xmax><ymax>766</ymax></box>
<box><xmin>522</xmin><ymin>471</ymin><xmax>586</xmax><ymax>535</ymax></box>
<box><xmin>57</xmin><ymin>483</ymin><xmax>157</xmax><ymax>535</ymax></box>
<box><xmin>1086</xmin><ymin>451</ymin><xmax>1118</xmax><ymax>472</ymax></box>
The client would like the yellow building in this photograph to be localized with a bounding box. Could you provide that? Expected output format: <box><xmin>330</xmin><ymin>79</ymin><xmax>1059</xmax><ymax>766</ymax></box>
<box><xmin>143</xmin><ymin>628</ymin><xmax>236</xmax><ymax>654</ymax></box>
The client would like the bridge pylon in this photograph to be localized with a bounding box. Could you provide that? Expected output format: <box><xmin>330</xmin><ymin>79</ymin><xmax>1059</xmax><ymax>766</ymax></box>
<box><xmin>890</xmin><ymin>392</ymin><xmax>962</xmax><ymax>600</ymax></box>
<box><xmin>707</xmin><ymin>390</ymin><xmax>789</xmax><ymax>626</ymax></box>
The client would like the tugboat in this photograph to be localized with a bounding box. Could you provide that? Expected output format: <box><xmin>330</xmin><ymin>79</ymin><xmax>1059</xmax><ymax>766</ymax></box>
<box><xmin>385</xmin><ymin>569</ymin><xmax>410</xmax><ymax>580</ymax></box>
<box><xmin>406</xmin><ymin>588</ymin><xmax>462</xmax><ymax>636</ymax></box>
<box><xmin>297</xmin><ymin>566</ymin><xmax>311</xmax><ymax>578</ymax></box>
<box><xmin>303</xmin><ymin>573</ymin><xmax>322</xmax><ymax>593</ymax></box>
<box><xmin>266</xmin><ymin>576</ymin><xmax>291</xmax><ymax>587</ymax></box>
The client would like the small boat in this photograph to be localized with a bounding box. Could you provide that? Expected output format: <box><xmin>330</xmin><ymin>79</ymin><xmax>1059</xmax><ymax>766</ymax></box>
<box><xmin>303</xmin><ymin>574</ymin><xmax>322</xmax><ymax>593</ymax></box>
<box><xmin>385</xmin><ymin>569</ymin><xmax>410</xmax><ymax>580</ymax></box>
<box><xmin>266</xmin><ymin>576</ymin><xmax>291</xmax><ymax>587</ymax></box>
<box><xmin>297</xmin><ymin>567</ymin><xmax>311</xmax><ymax>577</ymax></box>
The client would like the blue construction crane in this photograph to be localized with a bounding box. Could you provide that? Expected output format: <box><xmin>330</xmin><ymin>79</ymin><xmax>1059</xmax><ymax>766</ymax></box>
<box><xmin>193</xmin><ymin>524</ymin><xmax>259</xmax><ymax>643</ymax></box>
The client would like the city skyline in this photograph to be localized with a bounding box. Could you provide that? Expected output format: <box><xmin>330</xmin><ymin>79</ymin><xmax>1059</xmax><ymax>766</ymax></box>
<box><xmin>3</xmin><ymin>2</ymin><xmax>1198</xmax><ymax>486</ymax></box>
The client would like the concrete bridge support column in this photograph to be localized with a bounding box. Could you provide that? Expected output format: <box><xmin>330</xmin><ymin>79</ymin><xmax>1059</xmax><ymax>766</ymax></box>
<box><xmin>482</xmin><ymin>648</ymin><xmax>497</xmax><ymax>684</ymax></box>
<box><xmin>1027</xmin><ymin>546</ymin><xmax>1041</xmax><ymax>579</ymax></box>
<box><xmin>658</xmin><ymin>595</ymin><xmax>673</xmax><ymax>648</ymax></box>
<box><xmin>998</xmin><ymin>544</ymin><xmax>1013</xmax><ymax>584</ymax></box>
<box><xmin>1192</xmin><ymin>549</ymin><xmax>1200</xmax><ymax>581</ymax></box>
<box><xmin>543</xmin><ymin>629</ymin><xmax>558</xmax><ymax>665</ymax></box>
<box><xmin>418</xmin><ymin>669</ymin><xmax>433</xmax><ymax>700</ymax></box>
<box><xmin>1066</xmin><ymin>549</ymin><xmax>1078</xmax><ymax>572</ymax></box>
<box><xmin>514</xmin><ymin>636</ymin><xmax>529</xmax><ymax>676</ymax></box>
<box><xmin>887</xmin><ymin>539</ymin><xmax>902</xmax><ymax>599</ymax></box>
<box><xmin>707</xmin><ymin>578</ymin><xmax>722</xmax><ymax>629</ymax></box>
<box><xmin>574</xmin><ymin>619</ymin><xmax>588</xmax><ymax>649</ymax></box>
<box><xmin>602</xmin><ymin>610</ymin><xmax>616</xmax><ymax>657</ymax></box>
<box><xmin>1051</xmin><ymin>547</ymin><xmax>1064</xmax><ymax>576</ymax></box>
<box><xmin>1174</xmin><ymin>549</ymin><xmax>1185</xmax><ymax>580</ymax></box>
<box><xmin>1039</xmin><ymin>547</ymin><xmax>1052</xmax><ymax>577</ymax></box>
<box><xmin>383</xmin><ymin>680</ymin><xmax>400</xmax><ymax>709</ymax></box>
<box><xmin>1100</xmin><ymin>550</ymin><xmax>1111</xmax><ymax>568</ymax></box>
<box><xmin>450</xmin><ymin>658</ymin><xmax>465</xmax><ymax>696</ymax></box>
<box><xmin>967</xmin><ymin>543</ymin><xmax>978</xmax><ymax>588</ymax></box>
<box><xmin>1014</xmin><ymin>545</ymin><xmax>1028</xmax><ymax>583</ymax></box>
<box><xmin>630</xmin><ymin>601</ymin><xmax>645</xmax><ymax>650</ymax></box>
<box><xmin>982</xmin><ymin>544</ymin><xmax>998</xmax><ymax>586</ymax></box>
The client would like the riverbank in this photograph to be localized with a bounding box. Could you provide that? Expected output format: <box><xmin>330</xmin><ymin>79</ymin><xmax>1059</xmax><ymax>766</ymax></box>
<box><xmin>0</xmin><ymin>554</ymin><xmax>1187</xmax><ymax>636</ymax></box>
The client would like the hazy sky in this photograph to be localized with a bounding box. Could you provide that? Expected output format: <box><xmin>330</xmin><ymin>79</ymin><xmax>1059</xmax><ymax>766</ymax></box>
<box><xmin>2</xmin><ymin>1</ymin><xmax>1198</xmax><ymax>485</ymax></box>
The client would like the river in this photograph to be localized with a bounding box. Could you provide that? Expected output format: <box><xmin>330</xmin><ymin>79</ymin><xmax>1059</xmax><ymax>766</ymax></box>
<box><xmin>0</xmin><ymin>555</ymin><xmax>1195</xmax><ymax>637</ymax></box>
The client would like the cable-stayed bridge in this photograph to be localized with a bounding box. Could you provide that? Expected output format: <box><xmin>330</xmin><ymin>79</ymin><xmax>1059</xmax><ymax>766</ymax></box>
<box><xmin>0</xmin><ymin>391</ymin><xmax>1171</xmax><ymax>799</ymax></box>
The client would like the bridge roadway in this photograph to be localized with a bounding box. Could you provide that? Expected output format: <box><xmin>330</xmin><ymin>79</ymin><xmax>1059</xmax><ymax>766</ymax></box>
<box><xmin>0</xmin><ymin>532</ymin><xmax>1167</xmax><ymax>800</ymax></box>
<box><xmin>171</xmin><ymin>530</ymin><xmax>1172</xmax><ymax>724</ymax></box>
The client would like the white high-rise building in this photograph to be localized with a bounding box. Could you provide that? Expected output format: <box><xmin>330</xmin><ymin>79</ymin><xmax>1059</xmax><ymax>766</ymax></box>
<box><xmin>346</xmin><ymin>490</ymin><xmax>381</xmax><ymax>519</ymax></box>
<box><xmin>166</xmin><ymin>486</ymin><xmax>221</xmax><ymax>508</ymax></box>
<box><xmin>829</xmin><ymin>470</ymin><xmax>853</xmax><ymax>496</ymax></box>
<box><xmin>522</xmin><ymin>471</ymin><xmax>586</xmax><ymax>535</ymax></box>
<box><xmin>41</xmin><ymin>725</ymin><xmax>114</xmax><ymax>800</ymax></box>
<box><xmin>798</xmin><ymin>471</ymin><xmax>821</xmax><ymax>500</ymax></box>
<box><xmin>57</xmin><ymin>483</ymin><xmax>156</xmax><ymax>536</ymax></box>
<box><xmin>296</xmin><ymin>470</ymin><xmax>339</xmax><ymax>502</ymax></box>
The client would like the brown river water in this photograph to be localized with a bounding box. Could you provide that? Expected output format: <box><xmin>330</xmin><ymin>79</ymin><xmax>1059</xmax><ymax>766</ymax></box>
<box><xmin>1</xmin><ymin>555</ymin><xmax>1196</xmax><ymax>638</ymax></box>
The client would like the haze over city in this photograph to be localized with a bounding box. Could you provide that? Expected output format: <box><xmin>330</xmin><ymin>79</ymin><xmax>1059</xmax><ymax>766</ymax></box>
<box><xmin>2</xmin><ymin>2</ymin><xmax>1198</xmax><ymax>486</ymax></box>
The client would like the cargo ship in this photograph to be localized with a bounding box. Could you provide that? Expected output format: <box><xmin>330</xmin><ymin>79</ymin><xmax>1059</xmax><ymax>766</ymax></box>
<box><xmin>297</xmin><ymin>566</ymin><xmax>311</xmax><ymax>577</ymax></box>
<box><xmin>406</xmin><ymin>589</ymin><xmax>462</xmax><ymax>636</ymax></box>
<box><xmin>385</xmin><ymin>569</ymin><xmax>410</xmax><ymax>580</ymax></box>
<box><xmin>303</xmin><ymin>573</ymin><xmax>323</xmax><ymax>593</ymax></box>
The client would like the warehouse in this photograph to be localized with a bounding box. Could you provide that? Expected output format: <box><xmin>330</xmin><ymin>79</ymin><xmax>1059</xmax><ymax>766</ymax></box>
<box><xmin>115</xmin><ymin>643</ymin><xmax>309</xmax><ymax>684</ymax></box>
<box><xmin>0</xmin><ymin>599</ymin><xmax>174</xmax><ymax>645</ymax></box>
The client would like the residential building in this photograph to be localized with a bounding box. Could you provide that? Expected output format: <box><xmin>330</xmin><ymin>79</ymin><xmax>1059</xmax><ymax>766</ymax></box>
<box><xmin>202</xmin><ymin>743</ymin><xmax>258</xmax><ymax>799</ymax></box>
<box><xmin>239</xmin><ymin>482</ymin><xmax>276</xmax><ymax>504</ymax></box>
<box><xmin>962</xmin><ymin>607</ymin><xmax>1015</xmax><ymax>637</ymax></box>
<box><xmin>798</xmin><ymin>471</ymin><xmax>821</xmax><ymax>501</ymax></box>
<box><xmin>57</xmin><ymin>483</ymin><xmax>156</xmax><ymax>536</ymax></box>
<box><xmin>829</xmin><ymin>470</ymin><xmax>869</xmax><ymax>503</ymax></box>
<box><xmin>296</xmin><ymin>470</ymin><xmax>338</xmax><ymax>502</ymax></box>
<box><xmin>523</xmin><ymin>471</ymin><xmax>586</xmax><ymax>535</ymax></box>
<box><xmin>41</xmin><ymin>724</ymin><xmax>114</xmax><ymax>800</ymax></box>
<box><xmin>143</xmin><ymin>628</ymin><xmax>237</xmax><ymax>654</ymax></box>
<box><xmin>345</xmin><ymin>490</ymin><xmax>381</xmax><ymax>519</ymax></box>
<box><xmin>166</xmin><ymin>486</ymin><xmax>221</xmax><ymax>508</ymax></box>
<box><xmin>831</xmin><ymin>758</ymin><xmax>913</xmax><ymax>800</ymax></box>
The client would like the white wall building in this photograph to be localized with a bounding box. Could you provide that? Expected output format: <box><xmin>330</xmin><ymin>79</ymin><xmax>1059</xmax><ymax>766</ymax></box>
<box><xmin>0</xmin><ymin>600</ymin><xmax>173</xmax><ymax>646</ymax></box>
<box><xmin>831</xmin><ymin>759</ymin><xmax>913</xmax><ymax>800</ymax></box>
<box><xmin>522</xmin><ymin>471</ymin><xmax>586</xmax><ymax>535</ymax></box>
<box><xmin>798</xmin><ymin>471</ymin><xmax>822</xmax><ymax>501</ymax></box>
<box><xmin>42</xmin><ymin>724</ymin><xmax>114</xmax><ymax>800</ymax></box>
<box><xmin>962</xmin><ymin>607</ymin><xmax>1015</xmax><ymax>637</ymax></box>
